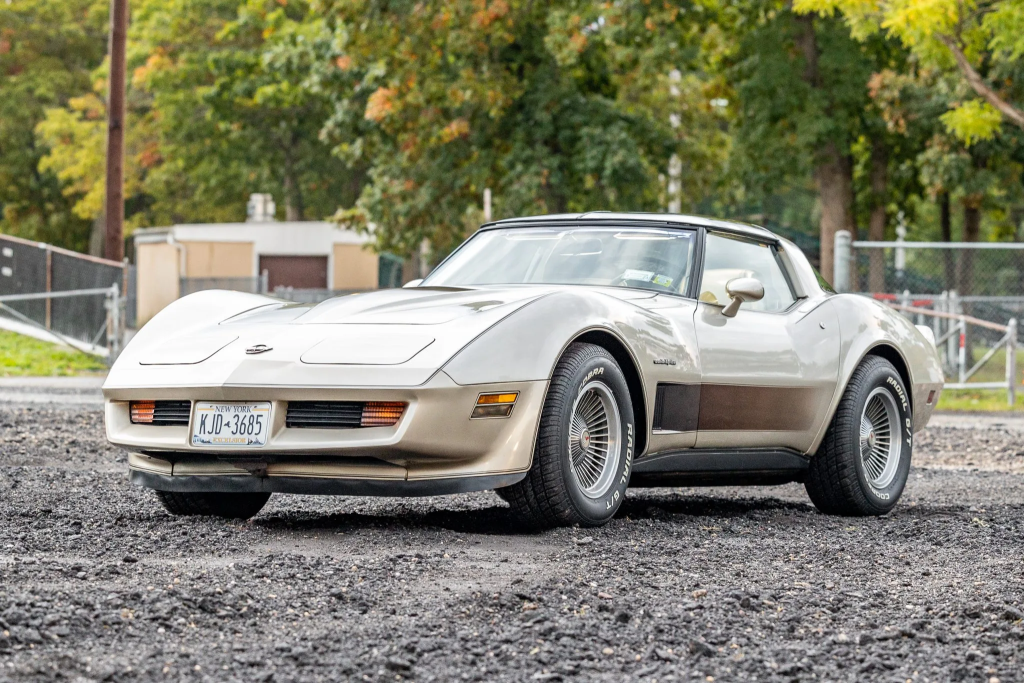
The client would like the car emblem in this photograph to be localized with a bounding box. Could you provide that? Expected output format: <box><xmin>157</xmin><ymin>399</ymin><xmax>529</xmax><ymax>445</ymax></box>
<box><xmin>245</xmin><ymin>344</ymin><xmax>273</xmax><ymax>355</ymax></box>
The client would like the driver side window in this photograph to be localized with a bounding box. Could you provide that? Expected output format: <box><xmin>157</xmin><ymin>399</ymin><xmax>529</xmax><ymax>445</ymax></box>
<box><xmin>699</xmin><ymin>232</ymin><xmax>796</xmax><ymax>313</ymax></box>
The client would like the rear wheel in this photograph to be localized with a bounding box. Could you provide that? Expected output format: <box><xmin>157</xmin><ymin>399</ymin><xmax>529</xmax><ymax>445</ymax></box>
<box><xmin>154</xmin><ymin>490</ymin><xmax>271</xmax><ymax>519</ymax></box>
<box><xmin>805</xmin><ymin>356</ymin><xmax>912</xmax><ymax>516</ymax></box>
<box><xmin>500</xmin><ymin>342</ymin><xmax>635</xmax><ymax>529</ymax></box>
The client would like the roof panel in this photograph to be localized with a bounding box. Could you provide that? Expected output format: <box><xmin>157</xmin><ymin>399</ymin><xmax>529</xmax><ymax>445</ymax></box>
<box><xmin>487</xmin><ymin>212</ymin><xmax>777</xmax><ymax>241</ymax></box>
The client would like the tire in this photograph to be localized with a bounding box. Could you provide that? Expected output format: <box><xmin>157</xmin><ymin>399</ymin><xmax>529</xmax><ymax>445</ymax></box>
<box><xmin>502</xmin><ymin>342</ymin><xmax>635</xmax><ymax>529</ymax></box>
<box><xmin>154</xmin><ymin>490</ymin><xmax>271</xmax><ymax>520</ymax></box>
<box><xmin>805</xmin><ymin>356</ymin><xmax>913</xmax><ymax>516</ymax></box>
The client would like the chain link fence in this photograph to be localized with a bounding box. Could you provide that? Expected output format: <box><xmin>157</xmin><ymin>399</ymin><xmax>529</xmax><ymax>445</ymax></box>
<box><xmin>0</xmin><ymin>234</ymin><xmax>126</xmax><ymax>355</ymax></box>
<box><xmin>842</xmin><ymin>238</ymin><xmax>1024</xmax><ymax>297</ymax></box>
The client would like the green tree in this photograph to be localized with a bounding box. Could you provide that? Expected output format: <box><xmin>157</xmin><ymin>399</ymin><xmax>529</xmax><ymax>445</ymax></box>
<box><xmin>0</xmin><ymin>0</ymin><xmax>107</xmax><ymax>251</ymax></box>
<box><xmin>38</xmin><ymin>0</ymin><xmax>360</xmax><ymax>234</ymax></box>
<box><xmin>317</xmin><ymin>0</ymin><xmax>722</xmax><ymax>260</ymax></box>
<box><xmin>720</xmin><ymin>4</ymin><xmax>879</xmax><ymax>278</ymax></box>
<box><xmin>795</xmin><ymin>0</ymin><xmax>1024</xmax><ymax>144</ymax></box>
<box><xmin>136</xmin><ymin>0</ymin><xmax>356</xmax><ymax>221</ymax></box>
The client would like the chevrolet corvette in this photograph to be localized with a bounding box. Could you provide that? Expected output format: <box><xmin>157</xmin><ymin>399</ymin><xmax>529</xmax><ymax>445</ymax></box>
<box><xmin>104</xmin><ymin>213</ymin><xmax>944</xmax><ymax>527</ymax></box>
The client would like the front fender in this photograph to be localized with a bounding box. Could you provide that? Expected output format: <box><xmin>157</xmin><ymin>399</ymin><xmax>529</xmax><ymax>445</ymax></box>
<box><xmin>828</xmin><ymin>295</ymin><xmax>944</xmax><ymax>436</ymax></box>
<box><xmin>442</xmin><ymin>290</ymin><xmax>704</xmax><ymax>443</ymax></box>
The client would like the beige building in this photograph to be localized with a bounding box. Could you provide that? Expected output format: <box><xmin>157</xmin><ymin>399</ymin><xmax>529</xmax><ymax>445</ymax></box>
<box><xmin>133</xmin><ymin>221</ymin><xmax>382</xmax><ymax>325</ymax></box>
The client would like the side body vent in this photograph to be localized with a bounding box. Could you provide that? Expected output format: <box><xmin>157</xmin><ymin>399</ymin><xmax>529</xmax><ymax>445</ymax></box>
<box><xmin>652</xmin><ymin>384</ymin><xmax>700</xmax><ymax>432</ymax></box>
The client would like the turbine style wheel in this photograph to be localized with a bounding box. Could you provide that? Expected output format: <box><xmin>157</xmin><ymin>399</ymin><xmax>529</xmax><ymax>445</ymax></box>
<box><xmin>568</xmin><ymin>381</ymin><xmax>622</xmax><ymax>500</ymax></box>
<box><xmin>155</xmin><ymin>491</ymin><xmax>271</xmax><ymax>519</ymax></box>
<box><xmin>805</xmin><ymin>356</ymin><xmax>913</xmax><ymax>516</ymax></box>
<box><xmin>860</xmin><ymin>388</ymin><xmax>900</xmax><ymax>489</ymax></box>
<box><xmin>500</xmin><ymin>342</ymin><xmax>635</xmax><ymax>528</ymax></box>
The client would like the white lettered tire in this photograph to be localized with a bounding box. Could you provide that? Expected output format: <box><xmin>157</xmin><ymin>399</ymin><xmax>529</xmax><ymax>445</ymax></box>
<box><xmin>805</xmin><ymin>356</ymin><xmax>913</xmax><ymax>516</ymax></box>
<box><xmin>500</xmin><ymin>343</ymin><xmax>634</xmax><ymax>528</ymax></box>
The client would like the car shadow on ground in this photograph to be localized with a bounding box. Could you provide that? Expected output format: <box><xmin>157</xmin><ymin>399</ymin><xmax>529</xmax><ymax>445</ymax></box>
<box><xmin>255</xmin><ymin>505</ymin><xmax>527</xmax><ymax>536</ymax></box>
<box><xmin>620</xmin><ymin>490</ymin><xmax>815</xmax><ymax>519</ymax></box>
<box><xmin>252</xmin><ymin>489</ymin><xmax>816</xmax><ymax>536</ymax></box>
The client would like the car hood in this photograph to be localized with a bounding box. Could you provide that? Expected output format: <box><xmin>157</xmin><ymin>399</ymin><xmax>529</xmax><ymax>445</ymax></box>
<box><xmin>107</xmin><ymin>286</ymin><xmax>620</xmax><ymax>390</ymax></box>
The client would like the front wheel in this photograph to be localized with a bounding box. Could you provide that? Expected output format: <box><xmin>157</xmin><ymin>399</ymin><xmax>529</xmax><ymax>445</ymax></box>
<box><xmin>154</xmin><ymin>490</ymin><xmax>271</xmax><ymax>519</ymax></box>
<box><xmin>501</xmin><ymin>342</ymin><xmax>635</xmax><ymax>529</ymax></box>
<box><xmin>805</xmin><ymin>356</ymin><xmax>913</xmax><ymax>516</ymax></box>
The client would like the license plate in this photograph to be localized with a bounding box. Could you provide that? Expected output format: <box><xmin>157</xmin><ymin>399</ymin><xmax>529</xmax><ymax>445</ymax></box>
<box><xmin>191</xmin><ymin>402</ymin><xmax>271</xmax><ymax>448</ymax></box>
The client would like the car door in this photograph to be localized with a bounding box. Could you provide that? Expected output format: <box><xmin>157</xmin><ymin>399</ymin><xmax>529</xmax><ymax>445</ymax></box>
<box><xmin>692</xmin><ymin>231</ymin><xmax>840</xmax><ymax>453</ymax></box>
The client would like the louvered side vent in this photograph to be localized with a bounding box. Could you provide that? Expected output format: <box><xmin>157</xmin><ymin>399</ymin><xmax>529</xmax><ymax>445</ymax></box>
<box><xmin>286</xmin><ymin>401</ymin><xmax>364</xmax><ymax>429</ymax></box>
<box><xmin>130</xmin><ymin>400</ymin><xmax>192</xmax><ymax>426</ymax></box>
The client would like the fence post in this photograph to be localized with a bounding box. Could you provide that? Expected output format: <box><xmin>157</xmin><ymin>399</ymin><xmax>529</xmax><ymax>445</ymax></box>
<box><xmin>958</xmin><ymin>317</ymin><xmax>967</xmax><ymax>385</ymax></box>
<box><xmin>834</xmin><ymin>230</ymin><xmax>852</xmax><ymax>292</ymax></box>
<box><xmin>106</xmin><ymin>283</ymin><xmax>121</xmax><ymax>361</ymax></box>
<box><xmin>45</xmin><ymin>247</ymin><xmax>52</xmax><ymax>330</ymax></box>
<box><xmin>261</xmin><ymin>269</ymin><xmax>269</xmax><ymax>295</ymax></box>
<box><xmin>1008</xmin><ymin>318</ymin><xmax>1018</xmax><ymax>407</ymax></box>
<box><xmin>948</xmin><ymin>290</ymin><xmax>960</xmax><ymax>371</ymax></box>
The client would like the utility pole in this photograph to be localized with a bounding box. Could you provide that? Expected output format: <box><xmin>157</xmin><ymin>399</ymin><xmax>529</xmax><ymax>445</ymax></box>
<box><xmin>104</xmin><ymin>0</ymin><xmax>128</xmax><ymax>262</ymax></box>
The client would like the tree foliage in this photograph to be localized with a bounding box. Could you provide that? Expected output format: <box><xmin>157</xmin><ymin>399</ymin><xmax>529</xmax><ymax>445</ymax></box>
<box><xmin>317</xmin><ymin>0</ymin><xmax>724</xmax><ymax>257</ymax></box>
<box><xmin>3</xmin><ymin>0</ymin><xmax>1024</xmax><ymax>264</ymax></box>
<box><xmin>0</xmin><ymin>0</ymin><xmax>107</xmax><ymax>251</ymax></box>
<box><xmin>795</xmin><ymin>0</ymin><xmax>1024</xmax><ymax>143</ymax></box>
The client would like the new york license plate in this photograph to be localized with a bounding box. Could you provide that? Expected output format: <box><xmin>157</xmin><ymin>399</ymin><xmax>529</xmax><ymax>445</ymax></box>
<box><xmin>190</xmin><ymin>402</ymin><xmax>271</xmax><ymax>447</ymax></box>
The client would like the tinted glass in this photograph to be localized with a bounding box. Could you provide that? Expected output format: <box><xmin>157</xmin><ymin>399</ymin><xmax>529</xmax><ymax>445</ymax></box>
<box><xmin>424</xmin><ymin>227</ymin><xmax>697</xmax><ymax>295</ymax></box>
<box><xmin>699</xmin><ymin>232</ymin><xmax>796</xmax><ymax>312</ymax></box>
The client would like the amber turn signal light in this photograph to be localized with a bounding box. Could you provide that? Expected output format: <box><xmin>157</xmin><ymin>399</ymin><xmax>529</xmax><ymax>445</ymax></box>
<box><xmin>471</xmin><ymin>392</ymin><xmax>518</xmax><ymax>419</ymax></box>
<box><xmin>361</xmin><ymin>401</ymin><xmax>407</xmax><ymax>427</ymax></box>
<box><xmin>129</xmin><ymin>400</ymin><xmax>156</xmax><ymax>424</ymax></box>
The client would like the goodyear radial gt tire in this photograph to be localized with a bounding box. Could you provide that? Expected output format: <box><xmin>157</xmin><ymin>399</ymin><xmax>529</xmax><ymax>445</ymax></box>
<box><xmin>154</xmin><ymin>490</ymin><xmax>271</xmax><ymax>520</ymax></box>
<box><xmin>805</xmin><ymin>356</ymin><xmax>913</xmax><ymax>516</ymax></box>
<box><xmin>502</xmin><ymin>342</ymin><xmax>635</xmax><ymax>529</ymax></box>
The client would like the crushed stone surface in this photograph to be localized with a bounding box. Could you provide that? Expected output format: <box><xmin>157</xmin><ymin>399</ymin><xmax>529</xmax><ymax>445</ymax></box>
<box><xmin>1</xmin><ymin>399</ymin><xmax>1022</xmax><ymax>682</ymax></box>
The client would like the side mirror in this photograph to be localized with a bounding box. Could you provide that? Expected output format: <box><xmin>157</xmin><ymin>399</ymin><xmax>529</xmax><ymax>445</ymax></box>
<box><xmin>403</xmin><ymin>279</ymin><xmax>423</xmax><ymax>288</ymax></box>
<box><xmin>721</xmin><ymin>277</ymin><xmax>764</xmax><ymax>317</ymax></box>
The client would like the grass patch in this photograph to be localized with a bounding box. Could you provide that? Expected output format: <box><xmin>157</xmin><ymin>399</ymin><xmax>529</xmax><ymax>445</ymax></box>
<box><xmin>933</xmin><ymin>344</ymin><xmax>1023</xmax><ymax>411</ymax></box>
<box><xmin>0</xmin><ymin>330</ymin><xmax>107</xmax><ymax>377</ymax></box>
<box><xmin>949</xmin><ymin>345</ymin><xmax>1024</xmax><ymax>384</ymax></box>
<box><xmin>937</xmin><ymin>388</ymin><xmax>1024</xmax><ymax>412</ymax></box>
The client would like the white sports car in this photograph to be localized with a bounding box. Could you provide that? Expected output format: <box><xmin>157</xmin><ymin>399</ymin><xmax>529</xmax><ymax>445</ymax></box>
<box><xmin>104</xmin><ymin>213</ymin><xmax>944</xmax><ymax>527</ymax></box>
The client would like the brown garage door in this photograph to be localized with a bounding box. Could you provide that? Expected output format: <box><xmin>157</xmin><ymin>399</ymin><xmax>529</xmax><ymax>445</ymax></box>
<box><xmin>259</xmin><ymin>255</ymin><xmax>328</xmax><ymax>290</ymax></box>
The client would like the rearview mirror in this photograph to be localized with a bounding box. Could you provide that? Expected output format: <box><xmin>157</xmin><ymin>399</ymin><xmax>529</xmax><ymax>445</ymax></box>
<box><xmin>722</xmin><ymin>277</ymin><xmax>764</xmax><ymax>317</ymax></box>
<box><xmin>403</xmin><ymin>279</ymin><xmax>423</xmax><ymax>288</ymax></box>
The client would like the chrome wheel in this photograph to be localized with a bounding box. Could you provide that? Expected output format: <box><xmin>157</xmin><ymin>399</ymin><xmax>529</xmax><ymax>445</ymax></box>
<box><xmin>568</xmin><ymin>380</ymin><xmax>621</xmax><ymax>498</ymax></box>
<box><xmin>860</xmin><ymin>387</ymin><xmax>902</xmax><ymax>489</ymax></box>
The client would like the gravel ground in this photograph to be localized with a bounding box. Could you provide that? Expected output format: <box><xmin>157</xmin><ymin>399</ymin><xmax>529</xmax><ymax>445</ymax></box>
<box><xmin>1</xmin><ymin>386</ymin><xmax>1023</xmax><ymax>683</ymax></box>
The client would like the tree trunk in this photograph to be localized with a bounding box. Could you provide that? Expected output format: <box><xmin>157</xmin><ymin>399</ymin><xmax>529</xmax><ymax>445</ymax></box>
<box><xmin>959</xmin><ymin>202</ymin><xmax>981</xmax><ymax>296</ymax></box>
<box><xmin>282</xmin><ymin>141</ymin><xmax>305</xmax><ymax>221</ymax></box>
<box><xmin>939</xmin><ymin>191</ymin><xmax>955</xmax><ymax>291</ymax></box>
<box><xmin>813</xmin><ymin>143</ymin><xmax>856</xmax><ymax>286</ymax></box>
<box><xmin>283</xmin><ymin>171</ymin><xmax>304</xmax><ymax>221</ymax></box>
<box><xmin>868</xmin><ymin>138</ymin><xmax>887</xmax><ymax>293</ymax></box>
<box><xmin>795</xmin><ymin>14</ymin><xmax>857</xmax><ymax>284</ymax></box>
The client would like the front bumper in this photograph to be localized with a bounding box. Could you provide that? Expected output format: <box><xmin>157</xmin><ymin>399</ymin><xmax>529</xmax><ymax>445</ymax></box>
<box><xmin>106</xmin><ymin>372</ymin><xmax>547</xmax><ymax>494</ymax></box>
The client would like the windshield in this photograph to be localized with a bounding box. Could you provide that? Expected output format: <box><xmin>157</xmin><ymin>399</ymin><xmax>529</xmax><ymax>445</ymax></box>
<box><xmin>423</xmin><ymin>227</ymin><xmax>697</xmax><ymax>295</ymax></box>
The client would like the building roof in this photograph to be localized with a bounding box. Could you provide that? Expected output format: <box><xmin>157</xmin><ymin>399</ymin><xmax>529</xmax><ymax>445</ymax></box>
<box><xmin>133</xmin><ymin>221</ymin><xmax>372</xmax><ymax>247</ymax></box>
